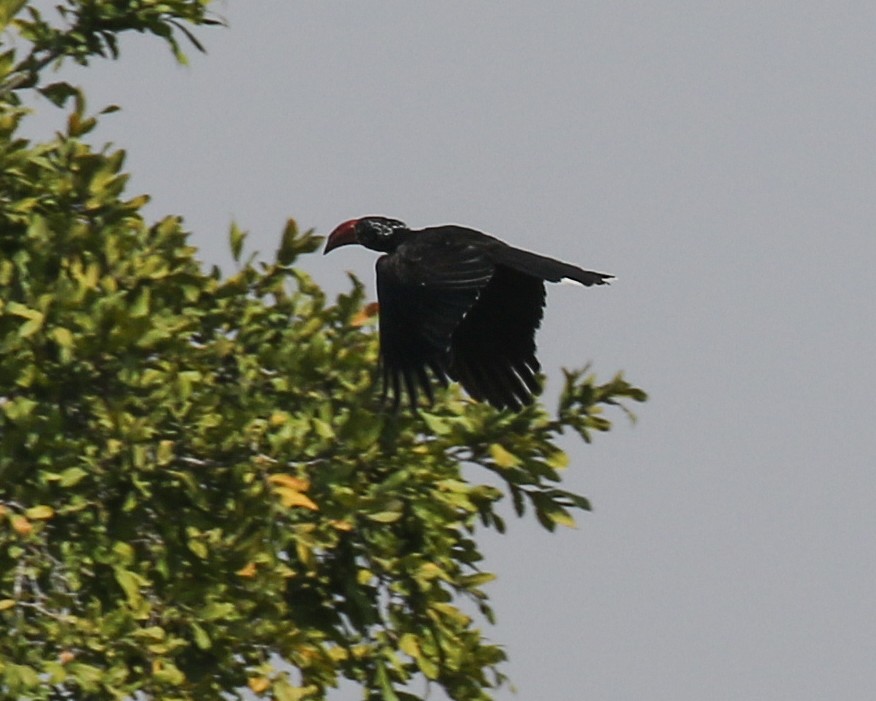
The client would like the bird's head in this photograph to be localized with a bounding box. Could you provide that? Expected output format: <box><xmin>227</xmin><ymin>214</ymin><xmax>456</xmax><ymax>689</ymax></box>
<box><xmin>324</xmin><ymin>216</ymin><xmax>408</xmax><ymax>254</ymax></box>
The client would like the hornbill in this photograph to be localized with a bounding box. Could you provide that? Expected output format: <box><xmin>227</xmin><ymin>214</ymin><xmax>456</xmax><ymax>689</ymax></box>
<box><xmin>324</xmin><ymin>216</ymin><xmax>612</xmax><ymax>411</ymax></box>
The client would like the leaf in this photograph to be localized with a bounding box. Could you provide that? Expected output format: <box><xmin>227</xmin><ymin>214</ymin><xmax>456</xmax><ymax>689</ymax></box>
<box><xmin>0</xmin><ymin>48</ymin><xmax>13</xmax><ymax>82</ymax></box>
<box><xmin>531</xmin><ymin>492</ymin><xmax>578</xmax><ymax>530</ymax></box>
<box><xmin>489</xmin><ymin>443</ymin><xmax>520</xmax><ymax>468</ymax></box>
<box><xmin>236</xmin><ymin>562</ymin><xmax>257</xmax><ymax>578</ymax></box>
<box><xmin>429</xmin><ymin>602</ymin><xmax>472</xmax><ymax>627</ymax></box>
<box><xmin>113</xmin><ymin>541</ymin><xmax>135</xmax><ymax>564</ymax></box>
<box><xmin>417</xmin><ymin>562</ymin><xmax>451</xmax><ymax>583</ymax></box>
<box><xmin>130</xmin><ymin>287</ymin><xmax>151</xmax><ymax>317</ymax></box>
<box><xmin>167</xmin><ymin>18</ymin><xmax>208</xmax><ymax>54</ymax></box>
<box><xmin>156</xmin><ymin>440</ymin><xmax>174</xmax><ymax>464</ymax></box>
<box><xmin>421</xmin><ymin>411</ymin><xmax>452</xmax><ymax>435</ymax></box>
<box><xmin>366</xmin><ymin>511</ymin><xmax>402</xmax><ymax>523</ymax></box>
<box><xmin>188</xmin><ymin>539</ymin><xmax>208</xmax><ymax>559</ymax></box>
<box><xmin>398</xmin><ymin>633</ymin><xmax>419</xmax><ymax>657</ymax></box>
<box><xmin>191</xmin><ymin>622</ymin><xmax>211</xmax><ymax>650</ymax></box>
<box><xmin>546</xmin><ymin>449</ymin><xmax>569</xmax><ymax>469</ymax></box>
<box><xmin>276</xmin><ymin>219</ymin><xmax>323</xmax><ymax>264</ymax></box>
<box><xmin>67</xmin><ymin>110</ymin><xmax>96</xmax><ymax>137</ymax></box>
<box><xmin>462</xmin><ymin>572</ymin><xmax>496</xmax><ymax>588</ymax></box>
<box><xmin>273</xmin><ymin>680</ymin><xmax>317</xmax><ymax>701</ymax></box>
<box><xmin>114</xmin><ymin>568</ymin><xmax>144</xmax><ymax>607</ymax></box>
<box><xmin>4</xmin><ymin>663</ymin><xmax>39</xmax><ymax>689</ymax></box>
<box><xmin>151</xmin><ymin>659</ymin><xmax>185</xmax><ymax>685</ymax></box>
<box><xmin>25</xmin><ymin>505</ymin><xmax>54</xmax><ymax>520</ymax></box>
<box><xmin>312</xmin><ymin>417</ymin><xmax>334</xmax><ymax>439</ymax></box>
<box><xmin>18</xmin><ymin>316</ymin><xmax>43</xmax><ymax>337</ymax></box>
<box><xmin>3</xmin><ymin>396</ymin><xmax>37</xmax><ymax>421</ymax></box>
<box><xmin>375</xmin><ymin>660</ymin><xmax>400</xmax><ymax>701</ymax></box>
<box><xmin>10</xmin><ymin>515</ymin><xmax>32</xmax><ymax>536</ymax></box>
<box><xmin>38</xmin><ymin>82</ymin><xmax>80</xmax><ymax>108</ymax></box>
<box><xmin>50</xmin><ymin>326</ymin><xmax>74</xmax><ymax>348</ymax></box>
<box><xmin>268</xmin><ymin>474</ymin><xmax>311</xmax><ymax>491</ymax></box>
<box><xmin>200</xmin><ymin>602</ymin><xmax>236</xmax><ymax>621</ymax></box>
<box><xmin>351</xmin><ymin>302</ymin><xmax>380</xmax><ymax>327</ymax></box>
<box><xmin>274</xmin><ymin>486</ymin><xmax>318</xmax><ymax>511</ymax></box>
<box><xmin>8</xmin><ymin>301</ymin><xmax>44</xmax><ymax>337</ymax></box>
<box><xmin>229</xmin><ymin>221</ymin><xmax>246</xmax><ymax>262</ymax></box>
<box><xmin>0</xmin><ymin>0</ymin><xmax>27</xmax><ymax>31</ymax></box>
<box><xmin>547</xmin><ymin>507</ymin><xmax>576</xmax><ymax>529</ymax></box>
<box><xmin>248</xmin><ymin>677</ymin><xmax>270</xmax><ymax>694</ymax></box>
<box><xmin>276</xmin><ymin>218</ymin><xmax>299</xmax><ymax>265</ymax></box>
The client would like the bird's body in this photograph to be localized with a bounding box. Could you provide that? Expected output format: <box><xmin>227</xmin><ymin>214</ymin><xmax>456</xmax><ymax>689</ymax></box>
<box><xmin>324</xmin><ymin>217</ymin><xmax>612</xmax><ymax>410</ymax></box>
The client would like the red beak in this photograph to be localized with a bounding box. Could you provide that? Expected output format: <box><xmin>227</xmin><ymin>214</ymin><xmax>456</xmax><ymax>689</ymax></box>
<box><xmin>324</xmin><ymin>219</ymin><xmax>359</xmax><ymax>254</ymax></box>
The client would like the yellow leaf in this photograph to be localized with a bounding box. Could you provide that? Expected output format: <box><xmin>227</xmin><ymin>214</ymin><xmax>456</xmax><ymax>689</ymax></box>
<box><xmin>399</xmin><ymin>633</ymin><xmax>420</xmax><ymax>657</ymax></box>
<box><xmin>19</xmin><ymin>316</ymin><xmax>44</xmax><ymax>338</ymax></box>
<box><xmin>296</xmin><ymin>541</ymin><xmax>315</xmax><ymax>570</ymax></box>
<box><xmin>236</xmin><ymin>562</ymin><xmax>257</xmax><ymax>578</ymax></box>
<box><xmin>351</xmin><ymin>644</ymin><xmax>371</xmax><ymax>659</ymax></box>
<box><xmin>546</xmin><ymin>449</ymin><xmax>570</xmax><ymax>469</ymax></box>
<box><xmin>50</xmin><ymin>327</ymin><xmax>74</xmax><ymax>349</ymax></box>
<box><xmin>7</xmin><ymin>301</ymin><xmax>42</xmax><ymax>320</ymax></box>
<box><xmin>124</xmin><ymin>194</ymin><xmax>150</xmax><ymax>209</ymax></box>
<box><xmin>367</xmin><ymin>510</ymin><xmax>401</xmax><ymax>523</ymax></box>
<box><xmin>25</xmin><ymin>505</ymin><xmax>54</xmax><ymax>520</ymax></box>
<box><xmin>269</xmin><ymin>411</ymin><xmax>288</xmax><ymax>426</ymax></box>
<box><xmin>248</xmin><ymin>676</ymin><xmax>270</xmax><ymax>694</ymax></box>
<box><xmin>429</xmin><ymin>602</ymin><xmax>471</xmax><ymax>626</ymax></box>
<box><xmin>268</xmin><ymin>474</ymin><xmax>310</xmax><ymax>492</ymax></box>
<box><xmin>328</xmin><ymin>646</ymin><xmax>349</xmax><ymax>662</ymax></box>
<box><xmin>329</xmin><ymin>519</ymin><xmax>354</xmax><ymax>531</ymax></box>
<box><xmin>10</xmin><ymin>515</ymin><xmax>32</xmax><ymax>535</ymax></box>
<box><xmin>0</xmin><ymin>599</ymin><xmax>15</xmax><ymax>611</ymax></box>
<box><xmin>351</xmin><ymin>301</ymin><xmax>380</xmax><ymax>327</ymax></box>
<box><xmin>273</xmin><ymin>681</ymin><xmax>318</xmax><ymax>701</ymax></box>
<box><xmin>0</xmin><ymin>1</ymin><xmax>28</xmax><ymax>32</ymax></box>
<box><xmin>417</xmin><ymin>562</ymin><xmax>451</xmax><ymax>582</ymax></box>
<box><xmin>489</xmin><ymin>443</ymin><xmax>520</xmax><ymax>468</ymax></box>
<box><xmin>156</xmin><ymin>440</ymin><xmax>174</xmax><ymax>465</ymax></box>
<box><xmin>274</xmin><ymin>487</ymin><xmax>318</xmax><ymax>511</ymax></box>
<box><xmin>550</xmin><ymin>508</ymin><xmax>577</xmax><ymax>529</ymax></box>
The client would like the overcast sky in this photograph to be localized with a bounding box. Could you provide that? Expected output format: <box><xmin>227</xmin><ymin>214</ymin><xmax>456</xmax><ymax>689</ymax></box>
<box><xmin>24</xmin><ymin>2</ymin><xmax>876</xmax><ymax>699</ymax></box>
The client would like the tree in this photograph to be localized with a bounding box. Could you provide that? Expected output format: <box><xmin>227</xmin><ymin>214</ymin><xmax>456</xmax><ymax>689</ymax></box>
<box><xmin>0</xmin><ymin>3</ymin><xmax>646</xmax><ymax>699</ymax></box>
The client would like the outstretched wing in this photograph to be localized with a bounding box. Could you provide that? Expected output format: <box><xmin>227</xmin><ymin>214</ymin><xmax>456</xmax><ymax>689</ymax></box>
<box><xmin>375</xmin><ymin>241</ymin><xmax>494</xmax><ymax>409</ymax></box>
<box><xmin>448</xmin><ymin>266</ymin><xmax>546</xmax><ymax>410</ymax></box>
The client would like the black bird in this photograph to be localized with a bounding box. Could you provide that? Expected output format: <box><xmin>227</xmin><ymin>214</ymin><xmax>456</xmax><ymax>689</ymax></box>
<box><xmin>324</xmin><ymin>216</ymin><xmax>613</xmax><ymax>410</ymax></box>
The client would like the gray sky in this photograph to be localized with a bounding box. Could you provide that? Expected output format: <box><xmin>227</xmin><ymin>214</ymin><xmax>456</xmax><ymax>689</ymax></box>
<box><xmin>26</xmin><ymin>1</ymin><xmax>876</xmax><ymax>699</ymax></box>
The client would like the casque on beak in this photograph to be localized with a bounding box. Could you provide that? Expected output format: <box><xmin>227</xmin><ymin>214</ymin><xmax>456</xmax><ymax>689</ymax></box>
<box><xmin>323</xmin><ymin>219</ymin><xmax>359</xmax><ymax>254</ymax></box>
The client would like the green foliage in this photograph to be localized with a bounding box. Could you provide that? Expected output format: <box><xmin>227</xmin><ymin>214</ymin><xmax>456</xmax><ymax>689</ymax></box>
<box><xmin>0</xmin><ymin>3</ymin><xmax>646</xmax><ymax>700</ymax></box>
<box><xmin>0</xmin><ymin>0</ymin><xmax>220</xmax><ymax>102</ymax></box>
